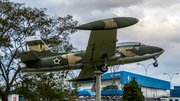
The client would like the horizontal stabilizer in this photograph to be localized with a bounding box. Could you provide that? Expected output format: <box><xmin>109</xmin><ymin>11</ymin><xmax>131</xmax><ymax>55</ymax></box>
<box><xmin>19</xmin><ymin>51</ymin><xmax>40</xmax><ymax>63</ymax></box>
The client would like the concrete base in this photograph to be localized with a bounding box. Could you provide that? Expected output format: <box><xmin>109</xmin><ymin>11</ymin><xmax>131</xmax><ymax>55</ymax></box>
<box><xmin>94</xmin><ymin>70</ymin><xmax>103</xmax><ymax>101</ymax></box>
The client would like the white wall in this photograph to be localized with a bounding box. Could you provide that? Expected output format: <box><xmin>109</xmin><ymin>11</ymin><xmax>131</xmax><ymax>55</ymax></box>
<box><xmin>141</xmin><ymin>87</ymin><xmax>167</xmax><ymax>98</ymax></box>
<box><xmin>78</xmin><ymin>81</ymin><xmax>94</xmax><ymax>90</ymax></box>
<box><xmin>8</xmin><ymin>94</ymin><xmax>19</xmax><ymax>101</ymax></box>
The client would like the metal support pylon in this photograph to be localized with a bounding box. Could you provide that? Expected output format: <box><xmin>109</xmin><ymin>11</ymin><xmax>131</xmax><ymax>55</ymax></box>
<box><xmin>94</xmin><ymin>70</ymin><xmax>103</xmax><ymax>101</ymax></box>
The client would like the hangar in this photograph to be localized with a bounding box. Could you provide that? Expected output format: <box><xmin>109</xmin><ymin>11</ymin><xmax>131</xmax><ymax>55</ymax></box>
<box><xmin>75</xmin><ymin>71</ymin><xmax>170</xmax><ymax>99</ymax></box>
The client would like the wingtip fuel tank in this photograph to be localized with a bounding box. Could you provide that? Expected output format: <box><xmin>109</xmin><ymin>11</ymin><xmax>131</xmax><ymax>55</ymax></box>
<box><xmin>75</xmin><ymin>17</ymin><xmax>139</xmax><ymax>30</ymax></box>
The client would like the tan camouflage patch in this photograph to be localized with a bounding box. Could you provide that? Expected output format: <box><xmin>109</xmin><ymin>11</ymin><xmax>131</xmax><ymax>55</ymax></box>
<box><xmin>29</xmin><ymin>45</ymin><xmax>49</xmax><ymax>52</ymax></box>
<box><xmin>102</xmin><ymin>18</ymin><xmax>118</xmax><ymax>29</ymax></box>
<box><xmin>62</xmin><ymin>53</ymin><xmax>82</xmax><ymax>64</ymax></box>
<box><xmin>118</xmin><ymin>46</ymin><xmax>137</xmax><ymax>57</ymax></box>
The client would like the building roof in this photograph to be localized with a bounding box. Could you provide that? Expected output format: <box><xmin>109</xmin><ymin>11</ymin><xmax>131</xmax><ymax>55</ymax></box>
<box><xmin>78</xmin><ymin>71</ymin><xmax>170</xmax><ymax>90</ymax></box>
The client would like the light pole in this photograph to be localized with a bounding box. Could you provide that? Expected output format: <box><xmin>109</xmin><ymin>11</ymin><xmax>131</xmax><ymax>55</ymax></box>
<box><xmin>137</xmin><ymin>63</ymin><xmax>153</xmax><ymax>99</ymax></box>
<box><xmin>164</xmin><ymin>73</ymin><xmax>179</xmax><ymax>100</ymax></box>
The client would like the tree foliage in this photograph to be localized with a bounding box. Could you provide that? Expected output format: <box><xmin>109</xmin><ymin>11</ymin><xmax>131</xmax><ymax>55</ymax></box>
<box><xmin>122</xmin><ymin>77</ymin><xmax>145</xmax><ymax>101</ymax></box>
<box><xmin>13</xmin><ymin>71</ymin><xmax>79</xmax><ymax>101</ymax></box>
<box><xmin>102</xmin><ymin>85</ymin><xmax>118</xmax><ymax>91</ymax></box>
<box><xmin>0</xmin><ymin>0</ymin><xmax>78</xmax><ymax>100</ymax></box>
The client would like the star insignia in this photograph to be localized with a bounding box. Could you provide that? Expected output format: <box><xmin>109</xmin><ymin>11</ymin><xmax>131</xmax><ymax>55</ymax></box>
<box><xmin>52</xmin><ymin>57</ymin><xmax>61</xmax><ymax>65</ymax></box>
<box><xmin>117</xmin><ymin>48</ymin><xmax>121</xmax><ymax>52</ymax></box>
<box><xmin>135</xmin><ymin>47</ymin><xmax>139</xmax><ymax>50</ymax></box>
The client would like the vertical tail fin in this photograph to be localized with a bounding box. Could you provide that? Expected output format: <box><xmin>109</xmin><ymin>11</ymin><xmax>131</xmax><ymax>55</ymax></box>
<box><xmin>26</xmin><ymin>36</ymin><xmax>52</xmax><ymax>58</ymax></box>
<box><xmin>26</xmin><ymin>36</ymin><xmax>50</xmax><ymax>52</ymax></box>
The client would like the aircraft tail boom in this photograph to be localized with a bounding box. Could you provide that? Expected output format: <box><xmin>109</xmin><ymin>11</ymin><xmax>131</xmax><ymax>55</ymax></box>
<box><xmin>19</xmin><ymin>51</ymin><xmax>40</xmax><ymax>63</ymax></box>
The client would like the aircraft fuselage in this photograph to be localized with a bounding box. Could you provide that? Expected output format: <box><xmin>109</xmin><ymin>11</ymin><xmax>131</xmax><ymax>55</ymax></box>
<box><xmin>20</xmin><ymin>42</ymin><xmax>164</xmax><ymax>73</ymax></box>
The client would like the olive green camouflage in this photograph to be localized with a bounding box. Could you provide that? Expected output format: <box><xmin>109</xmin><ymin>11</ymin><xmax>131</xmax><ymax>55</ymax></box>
<box><xmin>18</xmin><ymin>17</ymin><xmax>164</xmax><ymax>81</ymax></box>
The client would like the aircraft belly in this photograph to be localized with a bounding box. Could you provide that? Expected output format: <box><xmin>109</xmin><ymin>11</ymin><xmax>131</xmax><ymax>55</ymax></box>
<box><xmin>21</xmin><ymin>65</ymin><xmax>68</xmax><ymax>73</ymax></box>
<box><xmin>107</xmin><ymin>51</ymin><xmax>163</xmax><ymax>66</ymax></box>
<box><xmin>21</xmin><ymin>63</ymin><xmax>83</xmax><ymax>73</ymax></box>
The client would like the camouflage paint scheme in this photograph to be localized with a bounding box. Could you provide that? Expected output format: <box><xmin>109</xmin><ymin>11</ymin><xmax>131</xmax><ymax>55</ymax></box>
<box><xmin>18</xmin><ymin>17</ymin><xmax>164</xmax><ymax>81</ymax></box>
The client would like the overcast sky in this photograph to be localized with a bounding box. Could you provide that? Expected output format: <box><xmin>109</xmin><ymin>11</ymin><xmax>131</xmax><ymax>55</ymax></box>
<box><xmin>12</xmin><ymin>0</ymin><xmax>180</xmax><ymax>89</ymax></box>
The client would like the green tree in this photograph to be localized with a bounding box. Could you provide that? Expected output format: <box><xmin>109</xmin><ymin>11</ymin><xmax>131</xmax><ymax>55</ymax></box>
<box><xmin>102</xmin><ymin>85</ymin><xmax>118</xmax><ymax>91</ymax></box>
<box><xmin>14</xmin><ymin>72</ymin><xmax>79</xmax><ymax>101</ymax></box>
<box><xmin>122</xmin><ymin>77</ymin><xmax>145</xmax><ymax>101</ymax></box>
<box><xmin>0</xmin><ymin>0</ymin><xmax>78</xmax><ymax>100</ymax></box>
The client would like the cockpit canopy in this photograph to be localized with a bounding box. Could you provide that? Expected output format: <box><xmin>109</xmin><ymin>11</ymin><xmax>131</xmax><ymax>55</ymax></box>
<box><xmin>116</xmin><ymin>42</ymin><xmax>146</xmax><ymax>47</ymax></box>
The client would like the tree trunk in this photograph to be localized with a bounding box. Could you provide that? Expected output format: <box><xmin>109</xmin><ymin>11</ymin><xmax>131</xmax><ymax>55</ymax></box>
<box><xmin>1</xmin><ymin>93</ymin><xmax>8</xmax><ymax>101</ymax></box>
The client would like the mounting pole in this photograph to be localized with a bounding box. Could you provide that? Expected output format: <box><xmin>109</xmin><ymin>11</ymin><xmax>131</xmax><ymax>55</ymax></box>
<box><xmin>94</xmin><ymin>70</ymin><xmax>103</xmax><ymax>101</ymax></box>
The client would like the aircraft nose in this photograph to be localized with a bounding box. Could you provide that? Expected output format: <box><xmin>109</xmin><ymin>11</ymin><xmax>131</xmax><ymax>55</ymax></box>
<box><xmin>152</xmin><ymin>46</ymin><xmax>164</xmax><ymax>53</ymax></box>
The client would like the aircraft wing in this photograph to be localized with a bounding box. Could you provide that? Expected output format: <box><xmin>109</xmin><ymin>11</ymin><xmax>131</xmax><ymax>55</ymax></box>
<box><xmin>69</xmin><ymin>66</ymin><xmax>95</xmax><ymax>81</ymax></box>
<box><xmin>69</xmin><ymin>29</ymin><xmax>117</xmax><ymax>81</ymax></box>
<box><xmin>84</xmin><ymin>29</ymin><xmax>117</xmax><ymax>62</ymax></box>
<box><xmin>70</xmin><ymin>17</ymin><xmax>139</xmax><ymax>81</ymax></box>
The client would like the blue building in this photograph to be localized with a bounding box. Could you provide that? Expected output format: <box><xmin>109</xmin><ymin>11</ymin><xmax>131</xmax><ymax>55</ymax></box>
<box><xmin>171</xmin><ymin>86</ymin><xmax>180</xmax><ymax>97</ymax></box>
<box><xmin>76</xmin><ymin>71</ymin><xmax>170</xmax><ymax>98</ymax></box>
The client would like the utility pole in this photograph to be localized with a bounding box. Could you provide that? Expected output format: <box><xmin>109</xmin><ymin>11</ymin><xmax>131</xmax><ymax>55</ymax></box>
<box><xmin>137</xmin><ymin>63</ymin><xmax>153</xmax><ymax>99</ymax></box>
<box><xmin>164</xmin><ymin>73</ymin><xmax>179</xmax><ymax>100</ymax></box>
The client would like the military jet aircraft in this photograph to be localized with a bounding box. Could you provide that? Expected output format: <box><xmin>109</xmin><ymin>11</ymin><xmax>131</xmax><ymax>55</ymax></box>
<box><xmin>18</xmin><ymin>17</ymin><xmax>164</xmax><ymax>81</ymax></box>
